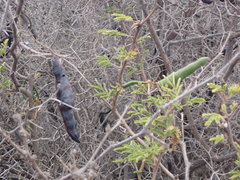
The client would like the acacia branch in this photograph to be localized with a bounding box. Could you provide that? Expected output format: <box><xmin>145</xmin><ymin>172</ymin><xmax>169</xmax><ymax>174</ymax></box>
<box><xmin>0</xmin><ymin>114</ymin><xmax>48</xmax><ymax>179</ymax></box>
<box><xmin>112</xmin><ymin>6</ymin><xmax>159</xmax><ymax>113</ymax></box>
<box><xmin>139</xmin><ymin>0</ymin><xmax>173</xmax><ymax>74</ymax></box>
<box><xmin>196</xmin><ymin>32</ymin><xmax>232</xmax><ymax>79</ymax></box>
<box><xmin>159</xmin><ymin>162</ymin><xmax>175</xmax><ymax>180</ymax></box>
<box><xmin>180</xmin><ymin>141</ymin><xmax>191</xmax><ymax>180</ymax></box>
<box><xmin>168</xmin><ymin>31</ymin><xmax>240</xmax><ymax>46</ymax></box>
<box><xmin>9</xmin><ymin>0</ymin><xmax>24</xmax><ymax>90</ymax></box>
<box><xmin>223</xmin><ymin>52</ymin><xmax>240</xmax><ymax>81</ymax></box>
<box><xmin>182</xmin><ymin>101</ymin><xmax>211</xmax><ymax>152</ymax></box>
<box><xmin>0</xmin><ymin>0</ymin><xmax>11</xmax><ymax>33</ymax></box>
<box><xmin>99</xmin><ymin>51</ymin><xmax>240</xmax><ymax>163</ymax></box>
<box><xmin>58</xmin><ymin>51</ymin><xmax>240</xmax><ymax>180</ymax></box>
<box><xmin>190</xmin><ymin>151</ymin><xmax>236</xmax><ymax>173</ymax></box>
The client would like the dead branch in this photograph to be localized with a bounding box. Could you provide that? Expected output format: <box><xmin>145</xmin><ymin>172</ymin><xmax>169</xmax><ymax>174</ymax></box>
<box><xmin>139</xmin><ymin>0</ymin><xmax>173</xmax><ymax>74</ymax></box>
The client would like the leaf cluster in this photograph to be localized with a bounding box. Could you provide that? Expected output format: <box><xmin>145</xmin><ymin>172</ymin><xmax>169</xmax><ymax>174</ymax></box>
<box><xmin>0</xmin><ymin>39</ymin><xmax>9</xmax><ymax>57</ymax></box>
<box><xmin>202</xmin><ymin>83</ymin><xmax>240</xmax><ymax>179</ymax></box>
<box><xmin>114</xmin><ymin>137</ymin><xmax>165</xmax><ymax>164</ymax></box>
<box><xmin>0</xmin><ymin>62</ymin><xmax>11</xmax><ymax>90</ymax></box>
<box><xmin>89</xmin><ymin>80</ymin><xmax>121</xmax><ymax>100</ymax></box>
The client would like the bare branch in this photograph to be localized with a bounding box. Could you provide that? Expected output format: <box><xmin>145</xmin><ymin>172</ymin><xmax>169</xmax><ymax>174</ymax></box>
<box><xmin>0</xmin><ymin>0</ymin><xmax>11</xmax><ymax>33</ymax></box>
<box><xmin>139</xmin><ymin>0</ymin><xmax>173</xmax><ymax>74</ymax></box>
<box><xmin>0</xmin><ymin>114</ymin><xmax>48</xmax><ymax>179</ymax></box>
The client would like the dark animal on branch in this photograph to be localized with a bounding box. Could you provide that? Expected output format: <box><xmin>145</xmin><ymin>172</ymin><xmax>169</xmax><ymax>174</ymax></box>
<box><xmin>51</xmin><ymin>59</ymin><xmax>80</xmax><ymax>143</ymax></box>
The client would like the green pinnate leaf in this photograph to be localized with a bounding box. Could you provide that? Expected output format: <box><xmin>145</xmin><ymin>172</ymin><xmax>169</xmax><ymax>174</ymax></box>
<box><xmin>229</xmin><ymin>170</ymin><xmax>240</xmax><ymax>179</ymax></box>
<box><xmin>202</xmin><ymin>113</ymin><xmax>224</xmax><ymax>127</ymax></box>
<box><xmin>152</xmin><ymin>128</ymin><xmax>165</xmax><ymax>137</ymax></box>
<box><xmin>220</xmin><ymin>104</ymin><xmax>227</xmax><ymax>114</ymax></box>
<box><xmin>131</xmin><ymin>103</ymin><xmax>143</xmax><ymax>108</ymax></box>
<box><xmin>138</xmin><ymin>35</ymin><xmax>151</xmax><ymax>44</ymax></box>
<box><xmin>104</xmin><ymin>7</ymin><xmax>121</xmax><ymax>14</ymax></box>
<box><xmin>207</xmin><ymin>83</ymin><xmax>226</xmax><ymax>93</ymax></box>
<box><xmin>229</xmin><ymin>152</ymin><xmax>240</xmax><ymax>179</ymax></box>
<box><xmin>230</xmin><ymin>102</ymin><xmax>238</xmax><ymax>111</ymax></box>
<box><xmin>112</xmin><ymin>13</ymin><xmax>133</xmax><ymax>21</ymax></box>
<box><xmin>2</xmin><ymin>80</ymin><xmax>11</xmax><ymax>89</ymax></box>
<box><xmin>0</xmin><ymin>39</ymin><xmax>9</xmax><ymax>56</ymax></box>
<box><xmin>235</xmin><ymin>160</ymin><xmax>240</xmax><ymax>166</ymax></box>
<box><xmin>209</xmin><ymin>134</ymin><xmax>224</xmax><ymax>145</ymax></box>
<box><xmin>173</xmin><ymin>103</ymin><xmax>182</xmax><ymax>110</ymax></box>
<box><xmin>229</xmin><ymin>84</ymin><xmax>240</xmax><ymax>96</ymax></box>
<box><xmin>97</xmin><ymin>56</ymin><xmax>112</xmax><ymax>67</ymax></box>
<box><xmin>126</xmin><ymin>50</ymin><xmax>138</xmax><ymax>60</ymax></box>
<box><xmin>98</xmin><ymin>29</ymin><xmax>128</xmax><ymax>37</ymax></box>
<box><xmin>187</xmin><ymin>97</ymin><xmax>205</xmax><ymax>106</ymax></box>
<box><xmin>89</xmin><ymin>80</ymin><xmax>120</xmax><ymax>99</ymax></box>
<box><xmin>89</xmin><ymin>84</ymin><xmax>103</xmax><ymax>91</ymax></box>
<box><xmin>114</xmin><ymin>139</ymin><xmax>165</xmax><ymax>164</ymax></box>
<box><xmin>154</xmin><ymin>117</ymin><xmax>168</xmax><ymax>128</ymax></box>
<box><xmin>134</xmin><ymin>117</ymin><xmax>150</xmax><ymax>125</ymax></box>
<box><xmin>0</xmin><ymin>62</ymin><xmax>6</xmax><ymax>72</ymax></box>
<box><xmin>126</xmin><ymin>66</ymin><xmax>137</xmax><ymax>77</ymax></box>
<box><xmin>113</xmin><ymin>46</ymin><xmax>138</xmax><ymax>61</ymax></box>
<box><xmin>164</xmin><ymin>126</ymin><xmax>178</xmax><ymax>137</ymax></box>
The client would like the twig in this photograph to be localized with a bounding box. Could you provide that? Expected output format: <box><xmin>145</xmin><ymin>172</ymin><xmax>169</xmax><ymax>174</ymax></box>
<box><xmin>223</xmin><ymin>47</ymin><xmax>240</xmax><ymax>81</ymax></box>
<box><xmin>190</xmin><ymin>151</ymin><xmax>236</xmax><ymax>173</ymax></box>
<box><xmin>90</xmin><ymin>102</ymin><xmax>132</xmax><ymax>162</ymax></box>
<box><xmin>148</xmin><ymin>133</ymin><xmax>169</xmax><ymax>148</ymax></box>
<box><xmin>19</xmin><ymin>42</ymin><xmax>75</xmax><ymax>59</ymax></box>
<box><xmin>217</xmin><ymin>88</ymin><xmax>240</xmax><ymax>152</ymax></box>
<box><xmin>182</xmin><ymin>100</ymin><xmax>211</xmax><ymax>152</ymax></box>
<box><xmin>9</xmin><ymin>0</ymin><xmax>24</xmax><ymax>90</ymax></box>
<box><xmin>0</xmin><ymin>114</ymin><xmax>48</xmax><ymax>179</ymax></box>
<box><xmin>141</xmin><ymin>6</ymin><xmax>159</xmax><ymax>25</ymax></box>
<box><xmin>139</xmin><ymin>0</ymin><xmax>173</xmax><ymax>74</ymax></box>
<box><xmin>63</xmin><ymin>59</ymin><xmax>92</xmax><ymax>85</ymax></box>
<box><xmin>120</xmin><ymin>115</ymin><xmax>147</xmax><ymax>146</ymax></box>
<box><xmin>159</xmin><ymin>162</ymin><xmax>175</xmax><ymax>180</ymax></box>
<box><xmin>29</xmin><ymin>97</ymin><xmax>81</xmax><ymax>111</ymax></box>
<box><xmin>152</xmin><ymin>154</ymin><xmax>162</xmax><ymax>180</ymax></box>
<box><xmin>197</xmin><ymin>32</ymin><xmax>232</xmax><ymax>79</ymax></box>
<box><xmin>112</xmin><ymin>6</ymin><xmax>158</xmax><ymax>114</ymax></box>
<box><xmin>168</xmin><ymin>31</ymin><xmax>240</xmax><ymax>46</ymax></box>
<box><xmin>0</xmin><ymin>0</ymin><xmax>11</xmax><ymax>33</ymax></box>
<box><xmin>180</xmin><ymin>112</ymin><xmax>191</xmax><ymax>180</ymax></box>
<box><xmin>180</xmin><ymin>140</ymin><xmax>191</xmax><ymax>180</ymax></box>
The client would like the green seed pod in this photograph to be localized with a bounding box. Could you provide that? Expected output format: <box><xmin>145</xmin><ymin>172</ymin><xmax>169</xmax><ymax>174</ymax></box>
<box><xmin>122</xmin><ymin>57</ymin><xmax>209</xmax><ymax>88</ymax></box>
<box><xmin>159</xmin><ymin>57</ymin><xmax>209</xmax><ymax>86</ymax></box>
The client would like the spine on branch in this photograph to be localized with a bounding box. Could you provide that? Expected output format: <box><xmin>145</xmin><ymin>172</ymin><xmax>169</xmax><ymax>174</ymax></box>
<box><xmin>51</xmin><ymin>59</ymin><xmax>80</xmax><ymax>143</ymax></box>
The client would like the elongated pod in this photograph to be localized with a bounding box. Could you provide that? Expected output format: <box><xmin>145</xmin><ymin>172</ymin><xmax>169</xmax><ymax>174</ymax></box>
<box><xmin>59</xmin><ymin>108</ymin><xmax>80</xmax><ymax>143</ymax></box>
<box><xmin>122</xmin><ymin>57</ymin><xmax>209</xmax><ymax>88</ymax></box>
<box><xmin>51</xmin><ymin>59</ymin><xmax>80</xmax><ymax>143</ymax></box>
<box><xmin>159</xmin><ymin>57</ymin><xmax>209</xmax><ymax>86</ymax></box>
